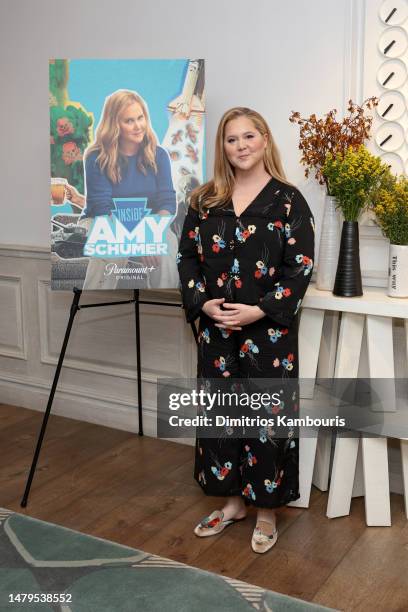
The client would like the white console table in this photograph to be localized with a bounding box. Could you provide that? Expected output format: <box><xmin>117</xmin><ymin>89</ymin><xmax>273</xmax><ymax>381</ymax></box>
<box><xmin>289</xmin><ymin>283</ymin><xmax>408</xmax><ymax>526</ymax></box>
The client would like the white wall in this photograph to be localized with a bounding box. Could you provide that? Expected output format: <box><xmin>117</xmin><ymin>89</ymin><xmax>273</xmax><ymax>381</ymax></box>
<box><xmin>0</xmin><ymin>0</ymin><xmax>356</xmax><ymax>253</ymax></box>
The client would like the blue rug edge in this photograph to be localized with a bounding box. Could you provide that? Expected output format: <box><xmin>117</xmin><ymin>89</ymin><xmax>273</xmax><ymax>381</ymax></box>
<box><xmin>0</xmin><ymin>507</ymin><xmax>339</xmax><ymax>612</ymax></box>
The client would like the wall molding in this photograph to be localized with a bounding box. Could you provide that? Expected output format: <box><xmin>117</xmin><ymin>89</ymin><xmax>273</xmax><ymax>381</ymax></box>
<box><xmin>36</xmin><ymin>279</ymin><xmax>186</xmax><ymax>380</ymax></box>
<box><xmin>0</xmin><ymin>371</ymin><xmax>157</xmax><ymax>434</ymax></box>
<box><xmin>0</xmin><ymin>274</ymin><xmax>27</xmax><ymax>360</ymax></box>
<box><xmin>0</xmin><ymin>244</ymin><xmax>50</xmax><ymax>260</ymax></box>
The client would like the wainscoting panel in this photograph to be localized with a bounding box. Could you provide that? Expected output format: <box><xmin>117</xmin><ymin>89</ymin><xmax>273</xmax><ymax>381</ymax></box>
<box><xmin>37</xmin><ymin>280</ymin><xmax>190</xmax><ymax>380</ymax></box>
<box><xmin>0</xmin><ymin>275</ymin><xmax>26</xmax><ymax>360</ymax></box>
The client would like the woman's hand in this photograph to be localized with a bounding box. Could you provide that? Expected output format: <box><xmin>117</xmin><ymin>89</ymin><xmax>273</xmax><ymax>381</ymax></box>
<box><xmin>201</xmin><ymin>298</ymin><xmax>242</xmax><ymax>331</ymax></box>
<box><xmin>66</xmin><ymin>184</ymin><xmax>85</xmax><ymax>208</ymax></box>
<box><xmin>214</xmin><ymin>303</ymin><xmax>266</xmax><ymax>328</ymax></box>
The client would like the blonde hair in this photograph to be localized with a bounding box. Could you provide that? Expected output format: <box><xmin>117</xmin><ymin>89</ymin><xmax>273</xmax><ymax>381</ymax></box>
<box><xmin>190</xmin><ymin>107</ymin><xmax>294</xmax><ymax>210</ymax></box>
<box><xmin>86</xmin><ymin>89</ymin><xmax>158</xmax><ymax>183</ymax></box>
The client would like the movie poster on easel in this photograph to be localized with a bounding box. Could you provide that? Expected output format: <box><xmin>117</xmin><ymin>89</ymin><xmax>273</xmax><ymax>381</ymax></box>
<box><xmin>49</xmin><ymin>59</ymin><xmax>205</xmax><ymax>290</ymax></box>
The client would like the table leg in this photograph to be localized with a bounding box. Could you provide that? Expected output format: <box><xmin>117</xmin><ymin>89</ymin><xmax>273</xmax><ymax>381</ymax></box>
<box><xmin>327</xmin><ymin>312</ymin><xmax>365</xmax><ymax>518</ymax></box>
<box><xmin>362</xmin><ymin>435</ymin><xmax>391</xmax><ymax>526</ymax></box>
<box><xmin>317</xmin><ymin>311</ymin><xmax>339</xmax><ymax>379</ymax></box>
<box><xmin>401</xmin><ymin>439</ymin><xmax>408</xmax><ymax>520</ymax></box>
<box><xmin>366</xmin><ymin>315</ymin><xmax>396</xmax><ymax>412</ymax></box>
<box><xmin>291</xmin><ymin>308</ymin><xmax>326</xmax><ymax>506</ymax></box>
<box><xmin>287</xmin><ymin>426</ymin><xmax>318</xmax><ymax>508</ymax></box>
<box><xmin>364</xmin><ymin>315</ymin><xmax>395</xmax><ymax>525</ymax></box>
<box><xmin>327</xmin><ymin>432</ymin><xmax>360</xmax><ymax>518</ymax></box>
<box><xmin>405</xmin><ymin>319</ymin><xmax>408</xmax><ymax>370</ymax></box>
<box><xmin>314</xmin><ymin>311</ymin><xmax>339</xmax><ymax>492</ymax></box>
<box><xmin>299</xmin><ymin>308</ymin><xmax>325</xmax><ymax>398</ymax></box>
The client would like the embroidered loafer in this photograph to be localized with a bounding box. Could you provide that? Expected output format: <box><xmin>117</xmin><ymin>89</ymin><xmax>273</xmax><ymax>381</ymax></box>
<box><xmin>194</xmin><ymin>510</ymin><xmax>246</xmax><ymax>537</ymax></box>
<box><xmin>251</xmin><ymin>522</ymin><xmax>278</xmax><ymax>553</ymax></box>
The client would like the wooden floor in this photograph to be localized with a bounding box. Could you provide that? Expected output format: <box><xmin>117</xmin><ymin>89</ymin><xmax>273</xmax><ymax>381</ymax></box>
<box><xmin>1</xmin><ymin>404</ymin><xmax>407</xmax><ymax>611</ymax></box>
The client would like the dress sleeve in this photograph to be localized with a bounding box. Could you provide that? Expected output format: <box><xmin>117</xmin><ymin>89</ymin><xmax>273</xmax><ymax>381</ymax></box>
<box><xmin>153</xmin><ymin>147</ymin><xmax>177</xmax><ymax>215</ymax></box>
<box><xmin>258</xmin><ymin>188</ymin><xmax>315</xmax><ymax>327</ymax></box>
<box><xmin>177</xmin><ymin>205</ymin><xmax>211</xmax><ymax>323</ymax></box>
<box><xmin>84</xmin><ymin>153</ymin><xmax>114</xmax><ymax>217</ymax></box>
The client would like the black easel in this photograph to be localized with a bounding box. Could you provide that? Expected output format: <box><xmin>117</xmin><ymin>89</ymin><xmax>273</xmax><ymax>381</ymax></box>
<box><xmin>21</xmin><ymin>288</ymin><xmax>197</xmax><ymax>508</ymax></box>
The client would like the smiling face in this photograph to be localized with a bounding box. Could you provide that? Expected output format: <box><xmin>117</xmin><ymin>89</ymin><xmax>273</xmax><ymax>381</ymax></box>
<box><xmin>223</xmin><ymin>116</ymin><xmax>267</xmax><ymax>173</ymax></box>
<box><xmin>118</xmin><ymin>101</ymin><xmax>147</xmax><ymax>150</ymax></box>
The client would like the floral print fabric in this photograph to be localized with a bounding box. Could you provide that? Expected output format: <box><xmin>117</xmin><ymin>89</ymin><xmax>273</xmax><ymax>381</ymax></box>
<box><xmin>177</xmin><ymin>177</ymin><xmax>315</xmax><ymax>508</ymax></box>
<box><xmin>177</xmin><ymin>177</ymin><xmax>315</xmax><ymax>327</ymax></box>
<box><xmin>194</xmin><ymin>312</ymin><xmax>301</xmax><ymax>508</ymax></box>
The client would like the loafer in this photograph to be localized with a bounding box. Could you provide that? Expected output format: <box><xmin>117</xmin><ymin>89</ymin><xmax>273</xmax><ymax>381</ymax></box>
<box><xmin>251</xmin><ymin>522</ymin><xmax>278</xmax><ymax>553</ymax></box>
<box><xmin>194</xmin><ymin>510</ymin><xmax>246</xmax><ymax>537</ymax></box>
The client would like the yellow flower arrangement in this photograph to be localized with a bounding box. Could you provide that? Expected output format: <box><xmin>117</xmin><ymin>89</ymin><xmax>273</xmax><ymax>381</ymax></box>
<box><xmin>372</xmin><ymin>174</ymin><xmax>408</xmax><ymax>245</ymax></box>
<box><xmin>322</xmin><ymin>145</ymin><xmax>389</xmax><ymax>221</ymax></box>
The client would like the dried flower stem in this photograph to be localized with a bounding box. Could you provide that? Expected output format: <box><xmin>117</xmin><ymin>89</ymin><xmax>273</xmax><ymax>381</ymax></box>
<box><xmin>289</xmin><ymin>97</ymin><xmax>379</xmax><ymax>193</ymax></box>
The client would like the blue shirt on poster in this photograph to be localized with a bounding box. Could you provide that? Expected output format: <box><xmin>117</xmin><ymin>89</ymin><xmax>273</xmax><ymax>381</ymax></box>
<box><xmin>81</xmin><ymin>146</ymin><xmax>176</xmax><ymax>219</ymax></box>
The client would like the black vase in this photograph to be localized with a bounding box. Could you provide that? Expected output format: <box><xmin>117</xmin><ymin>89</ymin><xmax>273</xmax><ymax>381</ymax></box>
<box><xmin>332</xmin><ymin>221</ymin><xmax>363</xmax><ymax>297</ymax></box>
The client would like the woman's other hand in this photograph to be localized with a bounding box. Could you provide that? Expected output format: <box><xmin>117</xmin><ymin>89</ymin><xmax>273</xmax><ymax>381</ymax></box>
<box><xmin>215</xmin><ymin>303</ymin><xmax>266</xmax><ymax>328</ymax></box>
<box><xmin>202</xmin><ymin>298</ymin><xmax>242</xmax><ymax>330</ymax></box>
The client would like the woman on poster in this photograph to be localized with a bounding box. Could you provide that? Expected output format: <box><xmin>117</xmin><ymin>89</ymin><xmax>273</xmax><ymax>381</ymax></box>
<box><xmin>177</xmin><ymin>107</ymin><xmax>314</xmax><ymax>553</ymax></box>
<box><xmin>79</xmin><ymin>89</ymin><xmax>178</xmax><ymax>289</ymax></box>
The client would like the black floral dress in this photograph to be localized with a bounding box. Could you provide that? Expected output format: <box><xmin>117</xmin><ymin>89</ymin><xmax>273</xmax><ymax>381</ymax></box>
<box><xmin>177</xmin><ymin>177</ymin><xmax>315</xmax><ymax>508</ymax></box>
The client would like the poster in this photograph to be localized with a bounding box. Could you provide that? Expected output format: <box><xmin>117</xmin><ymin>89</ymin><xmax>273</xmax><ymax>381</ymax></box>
<box><xmin>49</xmin><ymin>59</ymin><xmax>205</xmax><ymax>290</ymax></box>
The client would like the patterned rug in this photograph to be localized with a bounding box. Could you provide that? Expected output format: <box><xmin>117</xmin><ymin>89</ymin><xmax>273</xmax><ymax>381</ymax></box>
<box><xmin>0</xmin><ymin>508</ymin><xmax>337</xmax><ymax>612</ymax></box>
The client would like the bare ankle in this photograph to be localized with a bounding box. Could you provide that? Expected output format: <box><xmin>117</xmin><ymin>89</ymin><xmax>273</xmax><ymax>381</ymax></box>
<box><xmin>222</xmin><ymin>497</ymin><xmax>247</xmax><ymax>520</ymax></box>
<box><xmin>256</xmin><ymin>509</ymin><xmax>276</xmax><ymax>525</ymax></box>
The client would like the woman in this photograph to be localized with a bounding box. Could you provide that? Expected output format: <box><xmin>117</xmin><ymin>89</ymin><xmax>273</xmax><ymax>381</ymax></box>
<box><xmin>177</xmin><ymin>107</ymin><xmax>314</xmax><ymax>553</ymax></box>
<box><xmin>79</xmin><ymin>89</ymin><xmax>178</xmax><ymax>289</ymax></box>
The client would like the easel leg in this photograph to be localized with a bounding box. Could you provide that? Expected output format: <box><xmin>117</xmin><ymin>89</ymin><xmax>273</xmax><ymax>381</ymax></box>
<box><xmin>21</xmin><ymin>288</ymin><xmax>82</xmax><ymax>507</ymax></box>
<box><xmin>134</xmin><ymin>290</ymin><xmax>143</xmax><ymax>436</ymax></box>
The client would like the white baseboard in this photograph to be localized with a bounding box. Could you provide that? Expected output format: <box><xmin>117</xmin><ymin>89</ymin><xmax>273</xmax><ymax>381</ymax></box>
<box><xmin>0</xmin><ymin>373</ymin><xmax>158</xmax><ymax>436</ymax></box>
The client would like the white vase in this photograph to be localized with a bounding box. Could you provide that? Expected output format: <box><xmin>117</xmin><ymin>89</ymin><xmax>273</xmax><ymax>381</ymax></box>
<box><xmin>316</xmin><ymin>195</ymin><xmax>341</xmax><ymax>291</ymax></box>
<box><xmin>387</xmin><ymin>244</ymin><xmax>408</xmax><ymax>298</ymax></box>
